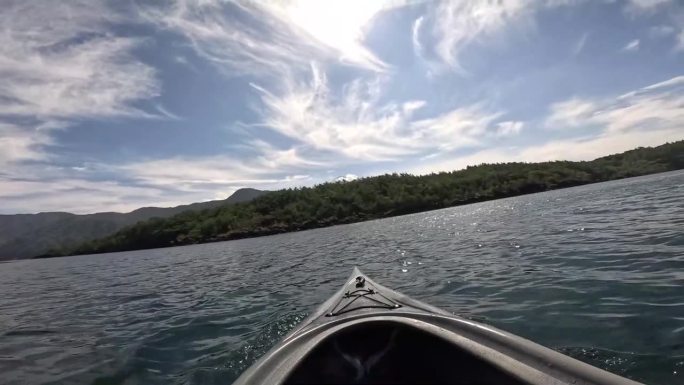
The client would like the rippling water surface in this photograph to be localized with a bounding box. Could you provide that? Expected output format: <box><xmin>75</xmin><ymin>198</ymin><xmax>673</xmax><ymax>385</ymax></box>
<box><xmin>1</xmin><ymin>171</ymin><xmax>683</xmax><ymax>385</ymax></box>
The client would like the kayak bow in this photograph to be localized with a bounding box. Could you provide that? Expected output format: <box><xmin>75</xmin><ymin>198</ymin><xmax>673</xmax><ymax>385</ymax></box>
<box><xmin>233</xmin><ymin>267</ymin><xmax>641</xmax><ymax>385</ymax></box>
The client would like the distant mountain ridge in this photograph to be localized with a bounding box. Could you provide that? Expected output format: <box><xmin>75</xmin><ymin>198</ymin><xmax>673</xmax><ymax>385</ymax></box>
<box><xmin>0</xmin><ymin>188</ymin><xmax>266</xmax><ymax>260</ymax></box>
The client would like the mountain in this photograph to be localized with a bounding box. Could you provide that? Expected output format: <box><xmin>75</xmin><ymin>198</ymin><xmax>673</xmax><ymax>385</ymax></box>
<box><xmin>0</xmin><ymin>188</ymin><xmax>266</xmax><ymax>260</ymax></box>
<box><xmin>66</xmin><ymin>140</ymin><xmax>684</xmax><ymax>257</ymax></box>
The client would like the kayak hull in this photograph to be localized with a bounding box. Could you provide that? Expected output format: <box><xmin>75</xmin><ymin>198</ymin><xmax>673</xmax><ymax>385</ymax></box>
<box><xmin>233</xmin><ymin>267</ymin><xmax>641</xmax><ymax>385</ymax></box>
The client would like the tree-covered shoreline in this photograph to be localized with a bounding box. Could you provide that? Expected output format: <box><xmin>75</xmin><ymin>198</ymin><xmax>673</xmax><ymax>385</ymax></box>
<box><xmin>53</xmin><ymin>141</ymin><xmax>683</xmax><ymax>257</ymax></box>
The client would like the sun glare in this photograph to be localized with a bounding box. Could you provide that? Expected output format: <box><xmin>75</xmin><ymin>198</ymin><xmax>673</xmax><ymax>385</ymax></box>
<box><xmin>280</xmin><ymin>0</ymin><xmax>389</xmax><ymax>69</ymax></box>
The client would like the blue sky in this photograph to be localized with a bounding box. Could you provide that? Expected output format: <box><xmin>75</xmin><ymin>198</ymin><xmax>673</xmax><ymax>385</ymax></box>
<box><xmin>1</xmin><ymin>0</ymin><xmax>683</xmax><ymax>214</ymax></box>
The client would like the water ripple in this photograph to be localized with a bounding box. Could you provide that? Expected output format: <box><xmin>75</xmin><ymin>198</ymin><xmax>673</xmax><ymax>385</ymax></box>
<box><xmin>0</xmin><ymin>171</ymin><xmax>683</xmax><ymax>385</ymax></box>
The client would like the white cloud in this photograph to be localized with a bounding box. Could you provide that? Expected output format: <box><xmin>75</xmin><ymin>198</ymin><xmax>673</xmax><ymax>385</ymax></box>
<box><xmin>2</xmin><ymin>0</ymin><xmax>681</xmax><ymax>216</ymax></box>
<box><xmin>546</xmin><ymin>98</ymin><xmax>599</xmax><ymax>128</ymax></box>
<box><xmin>403</xmin><ymin>100</ymin><xmax>427</xmax><ymax>114</ymax></box>
<box><xmin>624</xmin><ymin>0</ymin><xmax>684</xmax><ymax>51</ymax></box>
<box><xmin>546</xmin><ymin>75</ymin><xmax>684</xmax><ymax>133</ymax></box>
<box><xmin>641</xmin><ymin>75</ymin><xmax>684</xmax><ymax>90</ymax></box>
<box><xmin>118</xmin><ymin>140</ymin><xmax>324</xmax><ymax>197</ymax></box>
<box><xmin>0</xmin><ymin>1</ymin><xmax>159</xmax><ymax>119</ymax></box>
<box><xmin>515</xmin><ymin>129</ymin><xmax>682</xmax><ymax>161</ymax></box>
<box><xmin>0</xmin><ymin>0</ymin><xmax>405</xmax><ymax>213</ymax></box>
<box><xmin>0</xmin><ymin>158</ymin><xmax>193</xmax><ymax>215</ymax></box>
<box><xmin>429</xmin><ymin>0</ymin><xmax>529</xmax><ymax>71</ymax></box>
<box><xmin>0</xmin><ymin>143</ymin><xmax>323</xmax><ymax>214</ymax></box>
<box><xmin>409</xmin><ymin>128</ymin><xmax>682</xmax><ymax>175</ymax></box>
<box><xmin>144</xmin><ymin>1</ymin><xmax>323</xmax><ymax>78</ymax></box>
<box><xmin>0</xmin><ymin>123</ymin><xmax>52</xmax><ymax>168</ymax></box>
<box><xmin>412</xmin><ymin>16</ymin><xmax>425</xmax><ymax>57</ymax></box>
<box><xmin>418</xmin><ymin>0</ymin><xmax>679</xmax><ymax>70</ymax></box>
<box><xmin>265</xmin><ymin>0</ymin><xmax>391</xmax><ymax>71</ymax></box>
<box><xmin>420</xmin><ymin>0</ymin><xmax>582</xmax><ymax>71</ymax></box>
<box><xmin>495</xmin><ymin>121</ymin><xmax>524</xmax><ymax>137</ymax></box>
<box><xmin>335</xmin><ymin>174</ymin><xmax>359</xmax><ymax>182</ymax></box>
<box><xmin>399</xmin><ymin>75</ymin><xmax>684</xmax><ymax>181</ymax></box>
<box><xmin>411</xmin><ymin>105</ymin><xmax>503</xmax><ymax>150</ymax></box>
<box><xmin>0</xmin><ymin>177</ymin><xmax>174</xmax><ymax>214</ymax></box>
<box><xmin>253</xmin><ymin>64</ymin><xmax>502</xmax><ymax>161</ymax></box>
<box><xmin>0</xmin><ymin>0</ymin><xmax>162</xmax><ymax>186</ymax></box>
<box><xmin>145</xmin><ymin>0</ymin><xmax>394</xmax><ymax>77</ymax></box>
<box><xmin>622</xmin><ymin>39</ymin><xmax>640</xmax><ymax>52</ymax></box>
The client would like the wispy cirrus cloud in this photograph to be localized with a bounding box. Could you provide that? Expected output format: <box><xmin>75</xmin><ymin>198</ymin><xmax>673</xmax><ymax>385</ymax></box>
<box><xmin>252</xmin><ymin>64</ymin><xmax>506</xmax><ymax>161</ymax></box>
<box><xmin>0</xmin><ymin>177</ymin><xmax>174</xmax><ymax>214</ymax></box>
<box><xmin>410</xmin><ymin>74</ymin><xmax>684</xmax><ymax>180</ymax></box>
<box><xmin>412</xmin><ymin>16</ymin><xmax>425</xmax><ymax>58</ymax></box>
<box><xmin>264</xmin><ymin>0</ymin><xmax>391</xmax><ymax>71</ymax></box>
<box><xmin>119</xmin><ymin>140</ymin><xmax>323</xmax><ymax>194</ymax></box>
<box><xmin>622</xmin><ymin>39</ymin><xmax>641</xmax><ymax>51</ymax></box>
<box><xmin>546</xmin><ymin>75</ymin><xmax>684</xmax><ymax>132</ymax></box>
<box><xmin>0</xmin><ymin>0</ymin><xmax>161</xmax><ymax>179</ymax></box>
<box><xmin>0</xmin><ymin>1</ymin><xmax>159</xmax><ymax>120</ymax></box>
<box><xmin>2</xmin><ymin>0</ymin><xmax>682</xmax><ymax>215</ymax></box>
<box><xmin>0</xmin><ymin>0</ymin><xmax>169</xmax><ymax>214</ymax></box>
<box><xmin>416</xmin><ymin>0</ymin><xmax>583</xmax><ymax>72</ymax></box>
<box><xmin>410</xmin><ymin>105</ymin><xmax>503</xmax><ymax>150</ymax></box>
<box><xmin>0</xmin><ymin>140</ymin><xmax>322</xmax><ymax>214</ymax></box>
<box><xmin>626</xmin><ymin>0</ymin><xmax>684</xmax><ymax>51</ymax></box>
<box><xmin>494</xmin><ymin>121</ymin><xmax>524</xmax><ymax>137</ymax></box>
<box><xmin>414</xmin><ymin>0</ymin><xmax>683</xmax><ymax>72</ymax></box>
<box><xmin>429</xmin><ymin>0</ymin><xmax>530</xmax><ymax>71</ymax></box>
<box><xmin>144</xmin><ymin>0</ymin><xmax>393</xmax><ymax>77</ymax></box>
<box><xmin>0</xmin><ymin>142</ymin><xmax>321</xmax><ymax>214</ymax></box>
<box><xmin>409</xmin><ymin>127</ymin><xmax>682</xmax><ymax>176</ymax></box>
<box><xmin>3</xmin><ymin>0</ymin><xmax>393</xmax><ymax>213</ymax></box>
<box><xmin>412</xmin><ymin>73</ymin><xmax>684</xmax><ymax>176</ymax></box>
<box><xmin>0</xmin><ymin>123</ymin><xmax>52</xmax><ymax>168</ymax></box>
<box><xmin>546</xmin><ymin>98</ymin><xmax>601</xmax><ymax>128</ymax></box>
<box><xmin>253</xmin><ymin>66</ymin><xmax>425</xmax><ymax>161</ymax></box>
<box><xmin>138</xmin><ymin>0</ymin><xmax>521</xmax><ymax>185</ymax></box>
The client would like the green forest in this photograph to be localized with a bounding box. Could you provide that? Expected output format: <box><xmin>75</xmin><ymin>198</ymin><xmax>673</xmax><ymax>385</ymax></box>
<box><xmin>60</xmin><ymin>141</ymin><xmax>684</xmax><ymax>257</ymax></box>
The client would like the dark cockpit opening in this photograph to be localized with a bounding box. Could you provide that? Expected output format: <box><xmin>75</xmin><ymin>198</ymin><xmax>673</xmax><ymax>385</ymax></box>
<box><xmin>284</xmin><ymin>321</ymin><xmax>526</xmax><ymax>385</ymax></box>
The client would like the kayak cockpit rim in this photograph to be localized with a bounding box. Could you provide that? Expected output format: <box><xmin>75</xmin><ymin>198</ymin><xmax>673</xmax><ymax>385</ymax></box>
<box><xmin>232</xmin><ymin>267</ymin><xmax>643</xmax><ymax>385</ymax></box>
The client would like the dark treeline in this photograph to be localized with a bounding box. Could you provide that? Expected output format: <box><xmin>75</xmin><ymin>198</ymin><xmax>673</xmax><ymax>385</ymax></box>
<box><xmin>59</xmin><ymin>141</ymin><xmax>683</xmax><ymax>257</ymax></box>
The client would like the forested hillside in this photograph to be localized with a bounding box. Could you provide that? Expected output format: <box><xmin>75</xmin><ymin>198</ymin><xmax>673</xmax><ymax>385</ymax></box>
<box><xmin>63</xmin><ymin>141</ymin><xmax>684</xmax><ymax>257</ymax></box>
<box><xmin>0</xmin><ymin>188</ymin><xmax>265</xmax><ymax>260</ymax></box>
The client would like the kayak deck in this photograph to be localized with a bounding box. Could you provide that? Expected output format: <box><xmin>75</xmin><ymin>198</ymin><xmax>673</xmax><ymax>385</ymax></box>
<box><xmin>234</xmin><ymin>268</ymin><xmax>641</xmax><ymax>385</ymax></box>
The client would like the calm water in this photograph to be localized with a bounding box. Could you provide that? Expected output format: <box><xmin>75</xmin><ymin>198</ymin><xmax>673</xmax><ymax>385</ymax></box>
<box><xmin>1</xmin><ymin>171</ymin><xmax>683</xmax><ymax>385</ymax></box>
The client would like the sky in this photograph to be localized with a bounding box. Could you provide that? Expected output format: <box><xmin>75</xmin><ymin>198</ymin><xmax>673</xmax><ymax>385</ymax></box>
<box><xmin>1</xmin><ymin>0</ymin><xmax>683</xmax><ymax>214</ymax></box>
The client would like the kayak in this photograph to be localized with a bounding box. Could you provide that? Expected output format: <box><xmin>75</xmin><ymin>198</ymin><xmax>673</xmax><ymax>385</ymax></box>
<box><xmin>233</xmin><ymin>267</ymin><xmax>641</xmax><ymax>385</ymax></box>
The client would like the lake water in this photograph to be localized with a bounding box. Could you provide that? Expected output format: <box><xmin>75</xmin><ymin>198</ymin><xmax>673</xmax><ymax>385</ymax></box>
<box><xmin>1</xmin><ymin>171</ymin><xmax>683</xmax><ymax>385</ymax></box>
